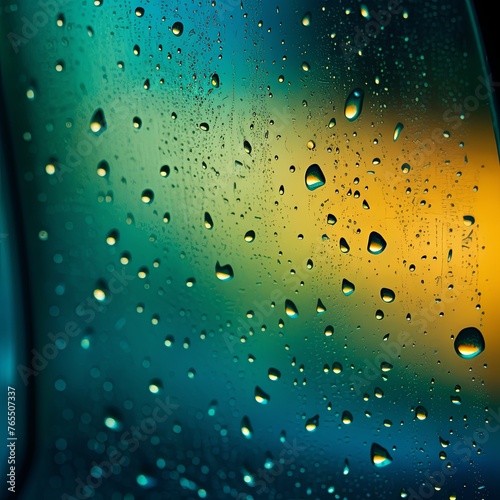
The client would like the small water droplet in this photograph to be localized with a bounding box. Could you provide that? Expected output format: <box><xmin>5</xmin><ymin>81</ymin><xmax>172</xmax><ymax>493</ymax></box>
<box><xmin>371</xmin><ymin>443</ymin><xmax>393</xmax><ymax>467</ymax></box>
<box><xmin>305</xmin><ymin>415</ymin><xmax>319</xmax><ymax>431</ymax></box>
<box><xmin>244</xmin><ymin>140</ymin><xmax>252</xmax><ymax>154</ymax></box>
<box><xmin>216</xmin><ymin>261</ymin><xmax>234</xmax><ymax>281</ymax></box>
<box><xmin>368</xmin><ymin>231</ymin><xmax>387</xmax><ymax>254</ymax></box>
<box><xmin>375</xmin><ymin>309</ymin><xmax>385</xmax><ymax>320</ymax></box>
<box><xmin>204</xmin><ymin>212</ymin><xmax>213</xmax><ymax>229</ymax></box>
<box><xmin>135</xmin><ymin>7</ymin><xmax>144</xmax><ymax>17</ymax></box>
<box><xmin>327</xmin><ymin>214</ymin><xmax>337</xmax><ymax>225</ymax></box>
<box><xmin>328</xmin><ymin>117</ymin><xmax>336</xmax><ymax>128</ymax></box>
<box><xmin>324</xmin><ymin>325</ymin><xmax>334</xmax><ymax>337</ymax></box>
<box><xmin>302</xmin><ymin>12</ymin><xmax>311</xmax><ymax>26</ymax></box>
<box><xmin>305</xmin><ymin>164</ymin><xmax>326</xmax><ymax>190</ymax></box>
<box><xmin>340</xmin><ymin>237</ymin><xmax>350</xmax><ymax>253</ymax></box>
<box><xmin>316</xmin><ymin>299</ymin><xmax>326</xmax><ymax>313</ymax></box>
<box><xmin>342</xmin><ymin>410</ymin><xmax>353</xmax><ymax>424</ymax></box>
<box><xmin>241</xmin><ymin>416</ymin><xmax>253</xmax><ymax>438</ymax></box>
<box><xmin>454</xmin><ymin>327</ymin><xmax>485</xmax><ymax>359</ymax></box>
<box><xmin>401</xmin><ymin>163</ymin><xmax>411</xmax><ymax>174</ymax></box>
<box><xmin>393</xmin><ymin>122</ymin><xmax>404</xmax><ymax>141</ymax></box>
<box><xmin>380</xmin><ymin>288</ymin><xmax>395</xmax><ymax>303</ymax></box>
<box><xmin>211</xmin><ymin>73</ymin><xmax>220</xmax><ymax>87</ymax></box>
<box><xmin>90</xmin><ymin>108</ymin><xmax>106</xmax><ymax>135</ymax></box>
<box><xmin>344</xmin><ymin>88</ymin><xmax>364</xmax><ymax>121</ymax></box>
<box><xmin>141</xmin><ymin>189</ymin><xmax>154</xmax><ymax>204</ymax></box>
<box><xmin>415</xmin><ymin>405</ymin><xmax>428</xmax><ymax>420</ymax></box>
<box><xmin>380</xmin><ymin>361</ymin><xmax>393</xmax><ymax>372</ymax></box>
<box><xmin>268</xmin><ymin>368</ymin><xmax>281</xmax><ymax>381</ymax></box>
<box><xmin>285</xmin><ymin>299</ymin><xmax>299</xmax><ymax>318</ymax></box>
<box><xmin>463</xmin><ymin>215</ymin><xmax>475</xmax><ymax>226</ymax></box>
<box><xmin>301</xmin><ymin>61</ymin><xmax>310</xmax><ymax>72</ymax></box>
<box><xmin>172</xmin><ymin>21</ymin><xmax>184</xmax><ymax>36</ymax></box>
<box><xmin>244</xmin><ymin>230</ymin><xmax>255</xmax><ymax>242</ymax></box>
<box><xmin>255</xmin><ymin>386</ymin><xmax>270</xmax><ymax>404</ymax></box>
<box><xmin>342</xmin><ymin>279</ymin><xmax>355</xmax><ymax>296</ymax></box>
<box><xmin>199</xmin><ymin>122</ymin><xmax>209</xmax><ymax>131</ymax></box>
<box><xmin>106</xmin><ymin>229</ymin><xmax>119</xmax><ymax>246</ymax></box>
<box><xmin>307</xmin><ymin>140</ymin><xmax>316</xmax><ymax>150</ymax></box>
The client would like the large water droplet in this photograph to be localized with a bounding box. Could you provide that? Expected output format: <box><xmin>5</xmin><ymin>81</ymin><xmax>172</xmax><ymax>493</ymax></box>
<box><xmin>305</xmin><ymin>164</ymin><xmax>326</xmax><ymax>190</ymax></box>
<box><xmin>380</xmin><ymin>288</ymin><xmax>395</xmax><ymax>303</ymax></box>
<box><xmin>454</xmin><ymin>327</ymin><xmax>485</xmax><ymax>359</ymax></box>
<box><xmin>90</xmin><ymin>108</ymin><xmax>106</xmax><ymax>135</ymax></box>
<box><xmin>141</xmin><ymin>189</ymin><xmax>154</xmax><ymax>204</ymax></box>
<box><xmin>342</xmin><ymin>279</ymin><xmax>355</xmax><ymax>296</ymax></box>
<box><xmin>316</xmin><ymin>298</ymin><xmax>327</xmax><ymax>313</ymax></box>
<box><xmin>255</xmin><ymin>386</ymin><xmax>270</xmax><ymax>404</ymax></box>
<box><xmin>285</xmin><ymin>299</ymin><xmax>299</xmax><ymax>318</ymax></box>
<box><xmin>211</xmin><ymin>73</ymin><xmax>220</xmax><ymax>87</ymax></box>
<box><xmin>244</xmin><ymin>140</ymin><xmax>252</xmax><ymax>154</ymax></box>
<box><xmin>327</xmin><ymin>214</ymin><xmax>337</xmax><ymax>225</ymax></box>
<box><xmin>368</xmin><ymin>231</ymin><xmax>387</xmax><ymax>254</ymax></box>
<box><xmin>215</xmin><ymin>261</ymin><xmax>234</xmax><ymax>281</ymax></box>
<box><xmin>268</xmin><ymin>368</ymin><xmax>281</xmax><ymax>381</ymax></box>
<box><xmin>393</xmin><ymin>122</ymin><xmax>404</xmax><ymax>141</ymax></box>
<box><xmin>371</xmin><ymin>443</ymin><xmax>393</xmax><ymax>467</ymax></box>
<box><xmin>344</xmin><ymin>88</ymin><xmax>364</xmax><ymax>121</ymax></box>
<box><xmin>305</xmin><ymin>415</ymin><xmax>319</xmax><ymax>431</ymax></box>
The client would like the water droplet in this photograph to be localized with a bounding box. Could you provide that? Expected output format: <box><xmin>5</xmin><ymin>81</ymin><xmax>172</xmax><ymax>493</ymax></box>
<box><xmin>90</xmin><ymin>108</ymin><xmax>106</xmax><ymax>135</ymax></box>
<box><xmin>199</xmin><ymin>122</ymin><xmax>209</xmax><ymax>131</ymax></box>
<box><xmin>332</xmin><ymin>362</ymin><xmax>343</xmax><ymax>374</ymax></box>
<box><xmin>324</xmin><ymin>325</ymin><xmax>334</xmax><ymax>337</ymax></box>
<box><xmin>342</xmin><ymin>279</ymin><xmax>355</xmax><ymax>296</ymax></box>
<box><xmin>454</xmin><ymin>327</ymin><xmax>485</xmax><ymax>359</ymax></box>
<box><xmin>204</xmin><ymin>212</ymin><xmax>213</xmax><ymax>229</ymax></box>
<box><xmin>208</xmin><ymin>400</ymin><xmax>218</xmax><ymax>417</ymax></box>
<box><xmin>380</xmin><ymin>362</ymin><xmax>393</xmax><ymax>372</ymax></box>
<box><xmin>307</xmin><ymin>140</ymin><xmax>316</xmax><ymax>150</ymax></box>
<box><xmin>371</xmin><ymin>443</ymin><xmax>393</xmax><ymax>467</ymax></box>
<box><xmin>285</xmin><ymin>299</ymin><xmax>299</xmax><ymax>318</ymax></box>
<box><xmin>135</xmin><ymin>7</ymin><xmax>144</xmax><ymax>17</ymax></box>
<box><xmin>368</xmin><ymin>231</ymin><xmax>387</xmax><ymax>254</ymax></box>
<box><xmin>106</xmin><ymin>229</ymin><xmax>119</xmax><ymax>246</ymax></box>
<box><xmin>211</xmin><ymin>73</ymin><xmax>220</xmax><ymax>87</ymax></box>
<box><xmin>148</xmin><ymin>379</ymin><xmax>162</xmax><ymax>394</ymax></box>
<box><xmin>316</xmin><ymin>299</ymin><xmax>326</xmax><ymax>313</ymax></box>
<box><xmin>339</xmin><ymin>237</ymin><xmax>350</xmax><ymax>253</ymax></box>
<box><xmin>415</xmin><ymin>405</ymin><xmax>428</xmax><ymax>420</ymax></box>
<box><xmin>244</xmin><ymin>230</ymin><xmax>255</xmax><ymax>242</ymax></box>
<box><xmin>463</xmin><ymin>215</ymin><xmax>475</xmax><ymax>226</ymax></box>
<box><xmin>301</xmin><ymin>61</ymin><xmax>310</xmax><ymax>72</ymax></box>
<box><xmin>244</xmin><ymin>140</ymin><xmax>252</xmax><ymax>154</ymax></box>
<box><xmin>305</xmin><ymin>415</ymin><xmax>319</xmax><ymax>431</ymax></box>
<box><xmin>215</xmin><ymin>261</ymin><xmax>234</xmax><ymax>281</ymax></box>
<box><xmin>172</xmin><ymin>21</ymin><xmax>184</xmax><ymax>36</ymax></box>
<box><xmin>375</xmin><ymin>309</ymin><xmax>385</xmax><ymax>320</ymax></box>
<box><xmin>104</xmin><ymin>414</ymin><xmax>122</xmax><ymax>431</ymax></box>
<box><xmin>381</xmin><ymin>288</ymin><xmax>395</xmax><ymax>303</ymax></box>
<box><xmin>393</xmin><ymin>122</ymin><xmax>404</xmax><ymax>141</ymax></box>
<box><xmin>328</xmin><ymin>117</ymin><xmax>336</xmax><ymax>128</ymax></box>
<box><xmin>132</xmin><ymin>116</ymin><xmax>142</xmax><ymax>129</ymax></box>
<box><xmin>342</xmin><ymin>410</ymin><xmax>353</xmax><ymax>424</ymax></box>
<box><xmin>141</xmin><ymin>189</ymin><xmax>154</xmax><ymax>204</ymax></box>
<box><xmin>343</xmin><ymin>459</ymin><xmax>350</xmax><ymax>475</ymax></box>
<box><xmin>136</xmin><ymin>473</ymin><xmax>156</xmax><ymax>488</ymax></box>
<box><xmin>241</xmin><ymin>416</ymin><xmax>253</xmax><ymax>438</ymax></box>
<box><xmin>305</xmin><ymin>164</ymin><xmax>326</xmax><ymax>190</ymax></box>
<box><xmin>255</xmin><ymin>386</ymin><xmax>270</xmax><ymax>404</ymax></box>
<box><xmin>268</xmin><ymin>368</ymin><xmax>281</xmax><ymax>381</ymax></box>
<box><xmin>401</xmin><ymin>163</ymin><xmax>411</xmax><ymax>174</ymax></box>
<box><xmin>344</xmin><ymin>88</ymin><xmax>364</xmax><ymax>121</ymax></box>
<box><xmin>302</xmin><ymin>12</ymin><xmax>311</xmax><ymax>26</ymax></box>
<box><xmin>327</xmin><ymin>214</ymin><xmax>337</xmax><ymax>225</ymax></box>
